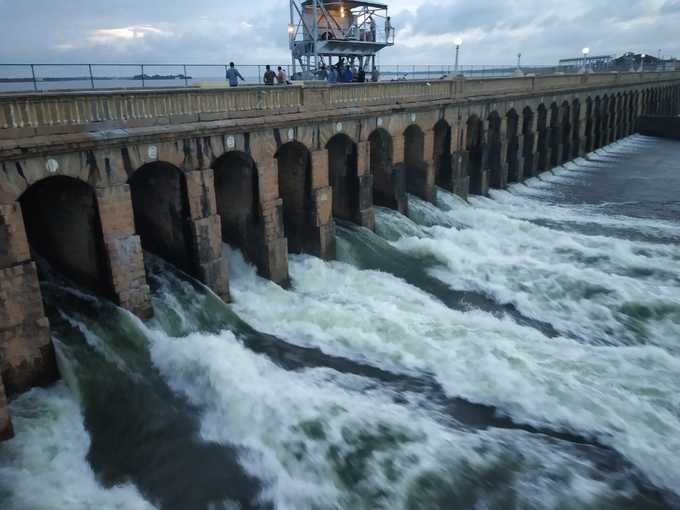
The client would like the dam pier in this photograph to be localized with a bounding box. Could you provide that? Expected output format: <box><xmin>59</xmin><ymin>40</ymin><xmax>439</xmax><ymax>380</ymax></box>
<box><xmin>1</xmin><ymin>70</ymin><xmax>680</xmax><ymax>440</ymax></box>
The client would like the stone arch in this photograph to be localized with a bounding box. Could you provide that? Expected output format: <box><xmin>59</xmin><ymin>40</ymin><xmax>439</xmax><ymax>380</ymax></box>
<box><xmin>466</xmin><ymin>114</ymin><xmax>485</xmax><ymax>194</ymax></box>
<box><xmin>326</xmin><ymin>133</ymin><xmax>359</xmax><ymax>223</ymax></box>
<box><xmin>129</xmin><ymin>161</ymin><xmax>194</xmax><ymax>275</ymax></box>
<box><xmin>19</xmin><ymin>175</ymin><xmax>112</xmax><ymax>295</ymax></box>
<box><xmin>584</xmin><ymin>97</ymin><xmax>594</xmax><ymax>153</ymax></box>
<box><xmin>369</xmin><ymin>128</ymin><xmax>404</xmax><ymax>213</ymax></box>
<box><xmin>536</xmin><ymin>104</ymin><xmax>549</xmax><ymax>172</ymax></box>
<box><xmin>549</xmin><ymin>102</ymin><xmax>560</xmax><ymax>168</ymax></box>
<box><xmin>571</xmin><ymin>99</ymin><xmax>581</xmax><ymax>159</ymax></box>
<box><xmin>433</xmin><ymin>119</ymin><xmax>453</xmax><ymax>190</ymax></box>
<box><xmin>487</xmin><ymin>111</ymin><xmax>503</xmax><ymax>188</ymax></box>
<box><xmin>560</xmin><ymin>100</ymin><xmax>571</xmax><ymax>163</ymax></box>
<box><xmin>521</xmin><ymin>106</ymin><xmax>535</xmax><ymax>178</ymax></box>
<box><xmin>506</xmin><ymin>109</ymin><xmax>521</xmax><ymax>182</ymax></box>
<box><xmin>275</xmin><ymin>141</ymin><xmax>315</xmax><ymax>254</ymax></box>
<box><xmin>212</xmin><ymin>150</ymin><xmax>261</xmax><ymax>264</ymax></box>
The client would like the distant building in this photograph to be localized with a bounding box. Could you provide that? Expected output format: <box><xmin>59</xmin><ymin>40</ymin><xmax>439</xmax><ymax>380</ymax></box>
<box><xmin>559</xmin><ymin>54</ymin><xmax>613</xmax><ymax>72</ymax></box>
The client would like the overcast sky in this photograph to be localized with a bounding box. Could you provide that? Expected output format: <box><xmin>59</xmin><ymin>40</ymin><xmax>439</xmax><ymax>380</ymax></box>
<box><xmin>0</xmin><ymin>0</ymin><xmax>678</xmax><ymax>67</ymax></box>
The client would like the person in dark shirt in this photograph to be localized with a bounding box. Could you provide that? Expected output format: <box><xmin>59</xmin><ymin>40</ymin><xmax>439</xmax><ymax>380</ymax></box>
<box><xmin>357</xmin><ymin>67</ymin><xmax>366</xmax><ymax>83</ymax></box>
<box><xmin>263</xmin><ymin>65</ymin><xmax>276</xmax><ymax>85</ymax></box>
<box><xmin>342</xmin><ymin>66</ymin><xmax>353</xmax><ymax>83</ymax></box>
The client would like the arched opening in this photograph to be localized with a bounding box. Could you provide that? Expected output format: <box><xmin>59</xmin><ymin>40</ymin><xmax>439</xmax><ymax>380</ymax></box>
<box><xmin>403</xmin><ymin>124</ymin><xmax>428</xmax><ymax>199</ymax></box>
<box><xmin>560</xmin><ymin>101</ymin><xmax>571</xmax><ymax>163</ymax></box>
<box><xmin>571</xmin><ymin>99</ymin><xmax>581</xmax><ymax>159</ymax></box>
<box><xmin>585</xmin><ymin>97</ymin><xmax>593</xmax><ymax>153</ymax></box>
<box><xmin>212</xmin><ymin>151</ymin><xmax>261</xmax><ymax>262</ymax></box>
<box><xmin>594</xmin><ymin>97</ymin><xmax>602</xmax><ymax>149</ymax></box>
<box><xmin>369</xmin><ymin>129</ymin><xmax>401</xmax><ymax>210</ymax></box>
<box><xmin>549</xmin><ymin>103</ymin><xmax>560</xmax><ymax>168</ymax></box>
<box><xmin>276</xmin><ymin>141</ymin><xmax>314</xmax><ymax>254</ymax></box>
<box><xmin>433</xmin><ymin>119</ymin><xmax>453</xmax><ymax>190</ymax></box>
<box><xmin>506</xmin><ymin>109</ymin><xmax>520</xmax><ymax>182</ymax></box>
<box><xmin>19</xmin><ymin>176</ymin><xmax>112</xmax><ymax>295</ymax></box>
<box><xmin>326</xmin><ymin>134</ymin><xmax>359</xmax><ymax>223</ymax></box>
<box><xmin>129</xmin><ymin>162</ymin><xmax>194</xmax><ymax>275</ymax></box>
<box><xmin>536</xmin><ymin>104</ymin><xmax>548</xmax><ymax>172</ymax></box>
<box><xmin>487</xmin><ymin>112</ymin><xmax>503</xmax><ymax>188</ymax></box>
<box><xmin>521</xmin><ymin>106</ymin><xmax>534</xmax><ymax>178</ymax></box>
<box><xmin>466</xmin><ymin>115</ymin><xmax>484</xmax><ymax>194</ymax></box>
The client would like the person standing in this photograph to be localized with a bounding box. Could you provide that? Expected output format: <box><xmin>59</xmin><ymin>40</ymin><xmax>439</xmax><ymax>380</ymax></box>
<box><xmin>276</xmin><ymin>66</ymin><xmax>288</xmax><ymax>85</ymax></box>
<box><xmin>263</xmin><ymin>65</ymin><xmax>276</xmax><ymax>85</ymax></box>
<box><xmin>318</xmin><ymin>64</ymin><xmax>328</xmax><ymax>81</ymax></box>
<box><xmin>357</xmin><ymin>66</ymin><xmax>366</xmax><ymax>83</ymax></box>
<box><xmin>342</xmin><ymin>65</ymin><xmax>353</xmax><ymax>83</ymax></box>
<box><xmin>371</xmin><ymin>66</ymin><xmax>380</xmax><ymax>82</ymax></box>
<box><xmin>328</xmin><ymin>65</ymin><xmax>338</xmax><ymax>84</ymax></box>
<box><xmin>226</xmin><ymin>62</ymin><xmax>245</xmax><ymax>87</ymax></box>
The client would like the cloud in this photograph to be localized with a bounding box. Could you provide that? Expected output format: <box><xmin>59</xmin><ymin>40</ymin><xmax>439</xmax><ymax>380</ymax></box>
<box><xmin>89</xmin><ymin>25</ymin><xmax>169</xmax><ymax>44</ymax></box>
<box><xmin>0</xmin><ymin>0</ymin><xmax>678</xmax><ymax>67</ymax></box>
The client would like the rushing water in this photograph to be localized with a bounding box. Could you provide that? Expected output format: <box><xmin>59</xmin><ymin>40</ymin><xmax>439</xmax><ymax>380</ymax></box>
<box><xmin>1</xmin><ymin>134</ymin><xmax>679</xmax><ymax>509</ymax></box>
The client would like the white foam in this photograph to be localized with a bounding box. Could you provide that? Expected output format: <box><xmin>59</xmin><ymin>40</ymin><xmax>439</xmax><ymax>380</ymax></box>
<box><xmin>146</xmin><ymin>310</ymin><xmax>633</xmax><ymax>509</ymax></box>
<box><xmin>0</xmin><ymin>384</ymin><xmax>156</xmax><ymax>510</ymax></box>
<box><xmin>225</xmin><ymin>244</ymin><xmax>680</xmax><ymax>495</ymax></box>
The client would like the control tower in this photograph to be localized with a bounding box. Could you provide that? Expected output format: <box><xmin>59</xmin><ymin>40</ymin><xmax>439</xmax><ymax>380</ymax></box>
<box><xmin>288</xmin><ymin>0</ymin><xmax>395</xmax><ymax>79</ymax></box>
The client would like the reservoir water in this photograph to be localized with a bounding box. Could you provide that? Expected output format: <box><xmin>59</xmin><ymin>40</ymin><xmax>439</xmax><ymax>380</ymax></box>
<box><xmin>1</xmin><ymin>134</ymin><xmax>679</xmax><ymax>509</ymax></box>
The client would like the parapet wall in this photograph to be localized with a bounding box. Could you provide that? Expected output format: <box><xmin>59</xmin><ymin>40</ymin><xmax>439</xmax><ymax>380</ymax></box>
<box><xmin>2</xmin><ymin>71</ymin><xmax>679</xmax><ymax>139</ymax></box>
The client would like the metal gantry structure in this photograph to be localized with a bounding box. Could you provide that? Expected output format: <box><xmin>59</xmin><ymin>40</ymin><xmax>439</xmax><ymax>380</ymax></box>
<box><xmin>288</xmin><ymin>0</ymin><xmax>395</xmax><ymax>79</ymax></box>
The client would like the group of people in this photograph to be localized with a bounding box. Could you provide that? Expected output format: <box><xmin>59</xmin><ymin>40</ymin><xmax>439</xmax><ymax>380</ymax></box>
<box><xmin>317</xmin><ymin>61</ymin><xmax>380</xmax><ymax>84</ymax></box>
<box><xmin>225</xmin><ymin>62</ymin><xmax>289</xmax><ymax>87</ymax></box>
<box><xmin>226</xmin><ymin>60</ymin><xmax>380</xmax><ymax>87</ymax></box>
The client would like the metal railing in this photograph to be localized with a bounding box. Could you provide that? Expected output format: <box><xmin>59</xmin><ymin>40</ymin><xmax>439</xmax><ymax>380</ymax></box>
<box><xmin>0</xmin><ymin>62</ymin><xmax>677</xmax><ymax>93</ymax></box>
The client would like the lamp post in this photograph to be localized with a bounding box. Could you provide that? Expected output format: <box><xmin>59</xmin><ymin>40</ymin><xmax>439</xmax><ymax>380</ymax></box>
<box><xmin>582</xmin><ymin>47</ymin><xmax>590</xmax><ymax>73</ymax></box>
<box><xmin>517</xmin><ymin>52</ymin><xmax>522</xmax><ymax>69</ymax></box>
<box><xmin>639</xmin><ymin>53</ymin><xmax>646</xmax><ymax>73</ymax></box>
<box><xmin>454</xmin><ymin>37</ymin><xmax>463</xmax><ymax>74</ymax></box>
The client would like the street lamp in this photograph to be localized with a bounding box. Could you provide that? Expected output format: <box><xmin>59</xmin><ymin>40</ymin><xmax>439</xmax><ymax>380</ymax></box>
<box><xmin>582</xmin><ymin>47</ymin><xmax>590</xmax><ymax>73</ymax></box>
<box><xmin>454</xmin><ymin>37</ymin><xmax>463</xmax><ymax>74</ymax></box>
<box><xmin>517</xmin><ymin>52</ymin><xmax>522</xmax><ymax>69</ymax></box>
<box><xmin>639</xmin><ymin>53</ymin><xmax>646</xmax><ymax>72</ymax></box>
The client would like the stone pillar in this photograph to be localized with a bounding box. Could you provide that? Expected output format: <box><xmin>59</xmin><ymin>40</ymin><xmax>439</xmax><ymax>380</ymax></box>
<box><xmin>0</xmin><ymin>373</ymin><xmax>12</xmax><ymax>441</ymax></box>
<box><xmin>496</xmin><ymin>117</ymin><xmax>510</xmax><ymax>189</ymax></box>
<box><xmin>0</xmin><ymin>204</ymin><xmax>57</xmax><ymax>398</ymax></box>
<box><xmin>390</xmin><ymin>136</ymin><xmax>409</xmax><ymax>214</ymax></box>
<box><xmin>514</xmin><ymin>133</ymin><xmax>525</xmax><ymax>182</ymax></box>
<box><xmin>449</xmin><ymin>125</ymin><xmax>470</xmax><ymax>200</ymax></box>
<box><xmin>479</xmin><ymin>136</ymin><xmax>490</xmax><ymax>196</ymax></box>
<box><xmin>95</xmin><ymin>185</ymin><xmax>153</xmax><ymax>318</ymax></box>
<box><xmin>576</xmin><ymin>107</ymin><xmax>586</xmax><ymax>157</ymax></box>
<box><xmin>405</xmin><ymin>130</ymin><xmax>436</xmax><ymax>204</ymax></box>
<box><xmin>525</xmin><ymin>111</ymin><xmax>538</xmax><ymax>178</ymax></box>
<box><xmin>310</xmin><ymin>149</ymin><xmax>335</xmax><ymax>260</ymax></box>
<box><xmin>184</xmin><ymin>169</ymin><xmax>230</xmax><ymax>301</ymax></box>
<box><xmin>253</xmin><ymin>156</ymin><xmax>289</xmax><ymax>285</ymax></box>
<box><xmin>356</xmin><ymin>141</ymin><xmax>376</xmax><ymax>230</ymax></box>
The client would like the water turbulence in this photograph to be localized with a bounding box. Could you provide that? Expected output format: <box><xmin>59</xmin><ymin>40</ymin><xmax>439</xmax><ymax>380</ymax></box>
<box><xmin>1</xmin><ymin>135</ymin><xmax>679</xmax><ymax>509</ymax></box>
